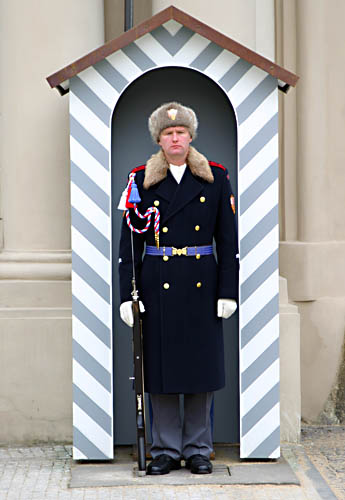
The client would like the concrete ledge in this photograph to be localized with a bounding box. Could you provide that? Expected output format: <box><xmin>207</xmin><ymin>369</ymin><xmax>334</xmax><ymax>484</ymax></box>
<box><xmin>298</xmin><ymin>297</ymin><xmax>345</xmax><ymax>422</ymax></box>
<box><xmin>279</xmin><ymin>276</ymin><xmax>301</xmax><ymax>442</ymax></box>
<box><xmin>0</xmin><ymin>316</ymin><xmax>72</xmax><ymax>444</ymax></box>
<box><xmin>280</xmin><ymin>305</ymin><xmax>301</xmax><ymax>442</ymax></box>
<box><xmin>70</xmin><ymin>446</ymin><xmax>300</xmax><ymax>487</ymax></box>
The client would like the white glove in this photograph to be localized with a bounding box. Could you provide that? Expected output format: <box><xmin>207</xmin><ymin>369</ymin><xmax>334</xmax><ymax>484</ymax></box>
<box><xmin>119</xmin><ymin>300</ymin><xmax>145</xmax><ymax>327</ymax></box>
<box><xmin>217</xmin><ymin>299</ymin><xmax>237</xmax><ymax>319</ymax></box>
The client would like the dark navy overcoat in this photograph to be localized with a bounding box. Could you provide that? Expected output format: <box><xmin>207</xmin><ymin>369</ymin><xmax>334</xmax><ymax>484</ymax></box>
<box><xmin>119</xmin><ymin>149</ymin><xmax>238</xmax><ymax>394</ymax></box>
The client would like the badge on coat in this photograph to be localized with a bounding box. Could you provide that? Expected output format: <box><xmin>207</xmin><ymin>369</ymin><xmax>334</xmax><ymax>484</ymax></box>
<box><xmin>230</xmin><ymin>194</ymin><xmax>236</xmax><ymax>214</ymax></box>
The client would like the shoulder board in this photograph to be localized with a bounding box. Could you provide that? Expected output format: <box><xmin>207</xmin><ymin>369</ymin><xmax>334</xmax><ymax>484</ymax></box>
<box><xmin>209</xmin><ymin>161</ymin><xmax>226</xmax><ymax>171</ymax></box>
<box><xmin>131</xmin><ymin>165</ymin><xmax>146</xmax><ymax>174</ymax></box>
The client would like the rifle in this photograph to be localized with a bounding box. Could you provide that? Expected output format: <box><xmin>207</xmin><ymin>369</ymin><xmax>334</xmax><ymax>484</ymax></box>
<box><xmin>131</xmin><ymin>276</ymin><xmax>146</xmax><ymax>476</ymax></box>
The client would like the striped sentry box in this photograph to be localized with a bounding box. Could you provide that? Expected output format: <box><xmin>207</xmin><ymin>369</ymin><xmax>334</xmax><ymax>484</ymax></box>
<box><xmin>69</xmin><ymin>18</ymin><xmax>280</xmax><ymax>460</ymax></box>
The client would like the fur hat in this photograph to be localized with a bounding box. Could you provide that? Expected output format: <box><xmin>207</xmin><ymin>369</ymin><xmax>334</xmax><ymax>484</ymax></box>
<box><xmin>148</xmin><ymin>102</ymin><xmax>198</xmax><ymax>142</ymax></box>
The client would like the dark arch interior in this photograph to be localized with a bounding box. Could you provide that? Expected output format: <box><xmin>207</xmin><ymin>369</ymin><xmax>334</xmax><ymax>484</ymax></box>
<box><xmin>111</xmin><ymin>66</ymin><xmax>239</xmax><ymax>445</ymax></box>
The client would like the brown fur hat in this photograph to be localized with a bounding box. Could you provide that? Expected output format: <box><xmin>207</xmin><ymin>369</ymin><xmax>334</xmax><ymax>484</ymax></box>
<box><xmin>148</xmin><ymin>102</ymin><xmax>198</xmax><ymax>142</ymax></box>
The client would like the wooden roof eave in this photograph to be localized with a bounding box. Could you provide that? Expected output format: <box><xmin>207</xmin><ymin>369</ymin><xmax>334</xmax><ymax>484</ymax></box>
<box><xmin>46</xmin><ymin>5</ymin><xmax>298</xmax><ymax>94</ymax></box>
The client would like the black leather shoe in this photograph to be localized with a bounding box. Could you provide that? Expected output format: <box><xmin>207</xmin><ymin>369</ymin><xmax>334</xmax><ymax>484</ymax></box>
<box><xmin>147</xmin><ymin>454</ymin><xmax>181</xmax><ymax>475</ymax></box>
<box><xmin>185</xmin><ymin>454</ymin><xmax>213</xmax><ymax>474</ymax></box>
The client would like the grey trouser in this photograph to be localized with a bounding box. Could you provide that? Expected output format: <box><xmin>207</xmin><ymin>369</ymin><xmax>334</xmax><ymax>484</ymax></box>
<box><xmin>150</xmin><ymin>392</ymin><xmax>214</xmax><ymax>460</ymax></box>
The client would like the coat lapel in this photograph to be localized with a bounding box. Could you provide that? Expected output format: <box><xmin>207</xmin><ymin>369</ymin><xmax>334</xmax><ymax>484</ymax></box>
<box><xmin>153</xmin><ymin>169</ymin><xmax>178</xmax><ymax>203</ymax></box>
<box><xmin>161</xmin><ymin>168</ymin><xmax>204</xmax><ymax>224</ymax></box>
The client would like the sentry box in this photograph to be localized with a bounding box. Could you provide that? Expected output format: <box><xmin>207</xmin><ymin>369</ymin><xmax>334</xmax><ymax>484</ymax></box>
<box><xmin>47</xmin><ymin>6</ymin><xmax>298</xmax><ymax>461</ymax></box>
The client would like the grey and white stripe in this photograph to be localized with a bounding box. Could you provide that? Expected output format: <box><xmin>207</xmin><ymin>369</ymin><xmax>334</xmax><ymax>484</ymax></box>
<box><xmin>69</xmin><ymin>19</ymin><xmax>280</xmax><ymax>459</ymax></box>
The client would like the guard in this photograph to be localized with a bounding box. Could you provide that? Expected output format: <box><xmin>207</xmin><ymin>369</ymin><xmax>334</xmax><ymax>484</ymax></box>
<box><xmin>118</xmin><ymin>102</ymin><xmax>238</xmax><ymax>474</ymax></box>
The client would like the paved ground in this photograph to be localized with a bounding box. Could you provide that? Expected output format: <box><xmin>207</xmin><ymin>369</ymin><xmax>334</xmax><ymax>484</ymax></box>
<box><xmin>299</xmin><ymin>426</ymin><xmax>345</xmax><ymax>500</ymax></box>
<box><xmin>0</xmin><ymin>425</ymin><xmax>344</xmax><ymax>499</ymax></box>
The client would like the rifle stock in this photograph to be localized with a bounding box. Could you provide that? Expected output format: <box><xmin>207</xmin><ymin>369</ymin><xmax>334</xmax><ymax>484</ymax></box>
<box><xmin>132</xmin><ymin>298</ymin><xmax>146</xmax><ymax>475</ymax></box>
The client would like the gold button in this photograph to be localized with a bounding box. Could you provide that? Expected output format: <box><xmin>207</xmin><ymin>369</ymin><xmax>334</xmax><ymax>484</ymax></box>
<box><xmin>195</xmin><ymin>225</ymin><xmax>200</xmax><ymax>231</ymax></box>
<box><xmin>200</xmin><ymin>196</ymin><xmax>206</xmax><ymax>203</ymax></box>
<box><xmin>163</xmin><ymin>255</ymin><xmax>169</xmax><ymax>261</ymax></box>
<box><xmin>154</xmin><ymin>200</ymin><xmax>160</xmax><ymax>207</ymax></box>
<box><xmin>196</xmin><ymin>282</ymin><xmax>202</xmax><ymax>288</ymax></box>
<box><xmin>163</xmin><ymin>283</ymin><xmax>170</xmax><ymax>289</ymax></box>
<box><xmin>162</xmin><ymin>227</ymin><xmax>168</xmax><ymax>233</ymax></box>
<box><xmin>196</xmin><ymin>254</ymin><xmax>200</xmax><ymax>260</ymax></box>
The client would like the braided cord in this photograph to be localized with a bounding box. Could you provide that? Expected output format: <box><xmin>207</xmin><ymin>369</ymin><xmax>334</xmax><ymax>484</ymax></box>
<box><xmin>125</xmin><ymin>204</ymin><xmax>160</xmax><ymax>247</ymax></box>
<box><xmin>125</xmin><ymin>172</ymin><xmax>160</xmax><ymax>247</ymax></box>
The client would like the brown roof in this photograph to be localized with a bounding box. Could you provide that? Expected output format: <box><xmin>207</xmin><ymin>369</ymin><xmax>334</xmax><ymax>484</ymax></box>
<box><xmin>47</xmin><ymin>5</ymin><xmax>298</xmax><ymax>93</ymax></box>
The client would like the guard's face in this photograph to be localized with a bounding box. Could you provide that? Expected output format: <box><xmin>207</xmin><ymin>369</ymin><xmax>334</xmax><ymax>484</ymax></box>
<box><xmin>158</xmin><ymin>126</ymin><xmax>192</xmax><ymax>163</ymax></box>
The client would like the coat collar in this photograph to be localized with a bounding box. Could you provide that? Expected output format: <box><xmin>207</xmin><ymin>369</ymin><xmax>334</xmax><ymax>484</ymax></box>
<box><xmin>155</xmin><ymin>167</ymin><xmax>204</xmax><ymax>224</ymax></box>
<box><xmin>143</xmin><ymin>146</ymin><xmax>214</xmax><ymax>190</ymax></box>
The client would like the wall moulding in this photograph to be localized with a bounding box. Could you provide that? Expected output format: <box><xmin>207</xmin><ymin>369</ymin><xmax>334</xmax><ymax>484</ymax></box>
<box><xmin>279</xmin><ymin>241</ymin><xmax>345</xmax><ymax>301</ymax></box>
<box><xmin>0</xmin><ymin>251</ymin><xmax>71</xmax><ymax>280</ymax></box>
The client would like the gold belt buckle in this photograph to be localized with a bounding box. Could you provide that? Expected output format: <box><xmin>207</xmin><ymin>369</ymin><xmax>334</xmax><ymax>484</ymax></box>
<box><xmin>172</xmin><ymin>246</ymin><xmax>188</xmax><ymax>256</ymax></box>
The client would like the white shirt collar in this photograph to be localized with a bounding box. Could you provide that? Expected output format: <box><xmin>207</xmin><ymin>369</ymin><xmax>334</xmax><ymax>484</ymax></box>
<box><xmin>169</xmin><ymin>163</ymin><xmax>187</xmax><ymax>184</ymax></box>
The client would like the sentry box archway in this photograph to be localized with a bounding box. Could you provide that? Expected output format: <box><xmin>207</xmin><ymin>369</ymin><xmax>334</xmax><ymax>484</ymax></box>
<box><xmin>47</xmin><ymin>6</ymin><xmax>298</xmax><ymax>460</ymax></box>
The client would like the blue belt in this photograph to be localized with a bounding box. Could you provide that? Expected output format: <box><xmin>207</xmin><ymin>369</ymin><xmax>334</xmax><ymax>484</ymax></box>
<box><xmin>146</xmin><ymin>244</ymin><xmax>213</xmax><ymax>257</ymax></box>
